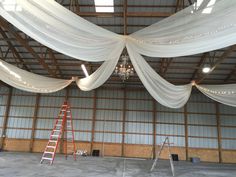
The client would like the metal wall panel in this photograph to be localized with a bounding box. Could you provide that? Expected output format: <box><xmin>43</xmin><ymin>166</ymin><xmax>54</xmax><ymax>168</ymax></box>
<box><xmin>188</xmin><ymin>138</ymin><xmax>218</xmax><ymax>148</ymax></box>
<box><xmin>35</xmin><ymin>130</ymin><xmax>51</xmax><ymax>139</ymax></box>
<box><xmin>220</xmin><ymin>115</ymin><xmax>236</xmax><ymax>126</ymax></box>
<box><xmin>6</xmin><ymin>129</ymin><xmax>31</xmax><ymax>139</ymax></box>
<box><xmin>94</xmin><ymin>133</ymin><xmax>122</xmax><ymax>143</ymax></box>
<box><xmin>188</xmin><ymin>126</ymin><xmax>217</xmax><ymax>137</ymax></box>
<box><xmin>97</xmin><ymin>99</ymin><xmax>123</xmax><ymax>109</ymax></box>
<box><xmin>156</xmin><ymin>136</ymin><xmax>185</xmax><ymax>147</ymax></box>
<box><xmin>157</xmin><ymin>103</ymin><xmax>184</xmax><ymax>113</ymax></box>
<box><xmin>157</xmin><ymin>112</ymin><xmax>184</xmax><ymax>124</ymax></box>
<box><xmin>126</xmin><ymin>111</ymin><xmax>152</xmax><ymax>122</ymax></box>
<box><xmin>5</xmin><ymin>90</ymin><xmax>35</xmax><ymax>139</ymax></box>
<box><xmin>70</xmin><ymin>97</ymin><xmax>93</xmax><ymax>108</ymax></box>
<box><xmin>156</xmin><ymin>124</ymin><xmax>185</xmax><ymax>136</ymax></box>
<box><xmin>188</xmin><ymin>114</ymin><xmax>216</xmax><ymax>125</ymax></box>
<box><xmin>222</xmin><ymin>140</ymin><xmax>236</xmax><ymax>149</ymax></box>
<box><xmin>0</xmin><ymin>86</ymin><xmax>8</xmax><ymax>136</ymax></box>
<box><xmin>187</xmin><ymin>103</ymin><xmax>215</xmax><ymax>113</ymax></box>
<box><xmin>73</xmin><ymin>120</ymin><xmax>92</xmax><ymax>131</ymax></box>
<box><xmin>126</xmin><ymin>100</ymin><xmax>152</xmax><ymax>110</ymax></box>
<box><xmin>96</xmin><ymin>110</ymin><xmax>122</xmax><ymax>121</ymax></box>
<box><xmin>97</xmin><ymin>89</ymin><xmax>123</xmax><ymax>98</ymax></box>
<box><xmin>125</xmin><ymin>134</ymin><xmax>152</xmax><ymax>145</ymax></box>
<box><xmin>74</xmin><ymin>132</ymin><xmax>91</xmax><ymax>141</ymax></box>
<box><xmin>219</xmin><ymin>104</ymin><xmax>236</xmax><ymax>114</ymax></box>
<box><xmin>72</xmin><ymin>108</ymin><xmax>93</xmax><ymax>120</ymax></box>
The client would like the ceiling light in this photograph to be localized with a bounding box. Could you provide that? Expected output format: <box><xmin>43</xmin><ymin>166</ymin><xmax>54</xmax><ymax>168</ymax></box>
<box><xmin>94</xmin><ymin>0</ymin><xmax>114</xmax><ymax>13</ymax></box>
<box><xmin>202</xmin><ymin>64</ymin><xmax>211</xmax><ymax>73</ymax></box>
<box><xmin>81</xmin><ymin>64</ymin><xmax>89</xmax><ymax>77</ymax></box>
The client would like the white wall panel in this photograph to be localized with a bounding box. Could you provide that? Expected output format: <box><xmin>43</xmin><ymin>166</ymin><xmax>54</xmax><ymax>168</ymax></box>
<box><xmin>188</xmin><ymin>138</ymin><xmax>218</xmax><ymax>148</ymax></box>
<box><xmin>125</xmin><ymin>134</ymin><xmax>152</xmax><ymax>144</ymax></box>
<box><xmin>188</xmin><ymin>126</ymin><xmax>217</xmax><ymax>137</ymax></box>
<box><xmin>39</xmin><ymin>97</ymin><xmax>65</xmax><ymax>107</ymax></box>
<box><xmin>73</xmin><ymin>120</ymin><xmax>92</xmax><ymax>131</ymax></box>
<box><xmin>6</xmin><ymin>129</ymin><xmax>31</xmax><ymax>139</ymax></box>
<box><xmin>94</xmin><ymin>133</ymin><xmax>122</xmax><ymax>143</ymax></box>
<box><xmin>72</xmin><ymin>108</ymin><xmax>93</xmax><ymax>119</ymax></box>
<box><xmin>221</xmin><ymin>128</ymin><xmax>236</xmax><ymax>138</ymax></box>
<box><xmin>11</xmin><ymin>95</ymin><xmax>36</xmax><ymax>105</ymax></box>
<box><xmin>36</xmin><ymin>119</ymin><xmax>55</xmax><ymax>129</ymax></box>
<box><xmin>156</xmin><ymin>136</ymin><xmax>185</xmax><ymax>147</ymax></box>
<box><xmin>96</xmin><ymin>110</ymin><xmax>122</xmax><ymax>121</ymax></box>
<box><xmin>157</xmin><ymin>103</ymin><xmax>184</xmax><ymax>112</ymax></box>
<box><xmin>222</xmin><ymin>140</ymin><xmax>236</xmax><ymax>149</ymax></box>
<box><xmin>126</xmin><ymin>111</ymin><xmax>152</xmax><ymax>122</ymax></box>
<box><xmin>188</xmin><ymin>114</ymin><xmax>216</xmax><ymax>125</ymax></box>
<box><xmin>126</xmin><ymin>91</ymin><xmax>152</xmax><ymax>99</ymax></box>
<box><xmin>221</xmin><ymin>115</ymin><xmax>236</xmax><ymax>126</ymax></box>
<box><xmin>97</xmin><ymin>99</ymin><xmax>123</xmax><ymax>109</ymax></box>
<box><xmin>7</xmin><ymin>118</ymin><xmax>32</xmax><ymax>128</ymax></box>
<box><xmin>8</xmin><ymin>107</ymin><xmax>34</xmax><ymax>117</ymax></box>
<box><xmin>127</xmin><ymin>100</ymin><xmax>152</xmax><ymax>110</ymax></box>
<box><xmin>97</xmin><ymin>89</ymin><xmax>123</xmax><ymax>98</ymax></box>
<box><xmin>156</xmin><ymin>124</ymin><xmax>184</xmax><ymax>135</ymax></box>
<box><xmin>219</xmin><ymin>104</ymin><xmax>236</xmax><ymax>114</ymax></box>
<box><xmin>125</xmin><ymin>122</ymin><xmax>152</xmax><ymax>134</ymax></box>
<box><xmin>38</xmin><ymin>107</ymin><xmax>59</xmax><ymax>118</ymax></box>
<box><xmin>70</xmin><ymin>97</ymin><xmax>93</xmax><ymax>108</ymax></box>
<box><xmin>35</xmin><ymin>130</ymin><xmax>51</xmax><ymax>139</ymax></box>
<box><xmin>157</xmin><ymin>112</ymin><xmax>184</xmax><ymax>124</ymax></box>
<box><xmin>187</xmin><ymin>103</ymin><xmax>215</xmax><ymax>113</ymax></box>
<box><xmin>74</xmin><ymin>132</ymin><xmax>91</xmax><ymax>141</ymax></box>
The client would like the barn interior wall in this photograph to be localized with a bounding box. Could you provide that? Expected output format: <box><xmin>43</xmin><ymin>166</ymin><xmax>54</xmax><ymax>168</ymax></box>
<box><xmin>0</xmin><ymin>86</ymin><xmax>236</xmax><ymax>163</ymax></box>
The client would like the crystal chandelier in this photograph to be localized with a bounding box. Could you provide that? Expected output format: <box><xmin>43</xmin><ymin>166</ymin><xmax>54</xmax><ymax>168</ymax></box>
<box><xmin>114</xmin><ymin>54</ymin><xmax>134</xmax><ymax>82</ymax></box>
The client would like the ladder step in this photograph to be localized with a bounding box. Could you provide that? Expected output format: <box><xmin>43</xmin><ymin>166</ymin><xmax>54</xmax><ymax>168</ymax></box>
<box><xmin>49</xmin><ymin>140</ymin><xmax>57</xmax><ymax>143</ymax></box>
<box><xmin>51</xmin><ymin>135</ymin><xmax>59</xmax><ymax>137</ymax></box>
<box><xmin>44</xmin><ymin>151</ymin><xmax>54</xmax><ymax>154</ymax></box>
<box><xmin>47</xmin><ymin>146</ymin><xmax>56</xmax><ymax>148</ymax></box>
<box><xmin>42</xmin><ymin>157</ymin><xmax>53</xmax><ymax>161</ymax></box>
<box><xmin>53</xmin><ymin>130</ymin><xmax>61</xmax><ymax>132</ymax></box>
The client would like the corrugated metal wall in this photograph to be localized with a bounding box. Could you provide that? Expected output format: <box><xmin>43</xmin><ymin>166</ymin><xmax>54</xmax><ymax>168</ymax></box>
<box><xmin>0</xmin><ymin>87</ymin><xmax>236</xmax><ymax>151</ymax></box>
<box><xmin>6</xmin><ymin>89</ymin><xmax>36</xmax><ymax>139</ymax></box>
<box><xmin>0</xmin><ymin>86</ymin><xmax>8</xmax><ymax>136</ymax></box>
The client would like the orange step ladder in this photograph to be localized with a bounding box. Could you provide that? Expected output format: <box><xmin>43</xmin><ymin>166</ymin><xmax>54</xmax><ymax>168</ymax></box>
<box><xmin>40</xmin><ymin>101</ymin><xmax>76</xmax><ymax>165</ymax></box>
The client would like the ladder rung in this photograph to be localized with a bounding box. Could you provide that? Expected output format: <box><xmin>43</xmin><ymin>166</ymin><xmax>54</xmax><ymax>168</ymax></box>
<box><xmin>42</xmin><ymin>157</ymin><xmax>53</xmax><ymax>161</ymax></box>
<box><xmin>51</xmin><ymin>135</ymin><xmax>59</xmax><ymax>137</ymax></box>
<box><xmin>44</xmin><ymin>151</ymin><xmax>54</xmax><ymax>154</ymax></box>
<box><xmin>47</xmin><ymin>146</ymin><xmax>56</xmax><ymax>148</ymax></box>
<box><xmin>49</xmin><ymin>140</ymin><xmax>57</xmax><ymax>143</ymax></box>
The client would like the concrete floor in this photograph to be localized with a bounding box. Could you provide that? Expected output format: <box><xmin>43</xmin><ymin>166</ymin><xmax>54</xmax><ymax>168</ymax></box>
<box><xmin>0</xmin><ymin>152</ymin><xmax>236</xmax><ymax>177</ymax></box>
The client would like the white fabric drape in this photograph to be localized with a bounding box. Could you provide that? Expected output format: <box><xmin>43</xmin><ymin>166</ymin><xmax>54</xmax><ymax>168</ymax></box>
<box><xmin>196</xmin><ymin>84</ymin><xmax>236</xmax><ymax>107</ymax></box>
<box><xmin>76</xmin><ymin>40</ymin><xmax>125</xmax><ymax>91</ymax></box>
<box><xmin>0</xmin><ymin>59</ymin><xmax>73</xmax><ymax>93</ymax></box>
<box><xmin>1</xmin><ymin>0</ymin><xmax>236</xmax><ymax>108</ymax></box>
<box><xmin>127</xmin><ymin>42</ymin><xmax>192</xmax><ymax>108</ymax></box>
<box><xmin>0</xmin><ymin>0</ymin><xmax>122</xmax><ymax>62</ymax></box>
<box><xmin>129</xmin><ymin>0</ymin><xmax>236</xmax><ymax>58</ymax></box>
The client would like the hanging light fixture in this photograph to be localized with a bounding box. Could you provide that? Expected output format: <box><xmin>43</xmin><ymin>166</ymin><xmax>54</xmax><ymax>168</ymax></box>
<box><xmin>114</xmin><ymin>54</ymin><xmax>134</xmax><ymax>82</ymax></box>
<box><xmin>202</xmin><ymin>63</ymin><xmax>211</xmax><ymax>73</ymax></box>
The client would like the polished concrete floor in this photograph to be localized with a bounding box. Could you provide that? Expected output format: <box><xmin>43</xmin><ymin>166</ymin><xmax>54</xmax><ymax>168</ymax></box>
<box><xmin>0</xmin><ymin>152</ymin><xmax>236</xmax><ymax>177</ymax></box>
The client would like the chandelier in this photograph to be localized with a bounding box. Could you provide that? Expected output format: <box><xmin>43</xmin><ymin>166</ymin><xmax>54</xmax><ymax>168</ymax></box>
<box><xmin>114</xmin><ymin>54</ymin><xmax>134</xmax><ymax>82</ymax></box>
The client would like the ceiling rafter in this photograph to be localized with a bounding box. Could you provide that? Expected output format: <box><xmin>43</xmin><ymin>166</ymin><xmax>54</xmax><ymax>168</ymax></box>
<box><xmin>196</xmin><ymin>45</ymin><xmax>236</xmax><ymax>84</ymax></box>
<box><xmin>0</xmin><ymin>26</ymin><xmax>30</xmax><ymax>71</ymax></box>
<box><xmin>0</xmin><ymin>18</ymin><xmax>56</xmax><ymax>77</ymax></box>
<box><xmin>48</xmin><ymin>49</ymin><xmax>63</xmax><ymax>77</ymax></box>
<box><xmin>190</xmin><ymin>52</ymin><xmax>209</xmax><ymax>81</ymax></box>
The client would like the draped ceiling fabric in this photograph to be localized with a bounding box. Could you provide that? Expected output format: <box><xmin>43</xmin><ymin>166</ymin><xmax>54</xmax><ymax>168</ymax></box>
<box><xmin>1</xmin><ymin>0</ymin><xmax>236</xmax><ymax>108</ymax></box>
<box><xmin>0</xmin><ymin>59</ymin><xmax>73</xmax><ymax>93</ymax></box>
